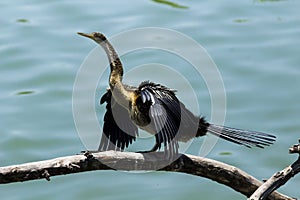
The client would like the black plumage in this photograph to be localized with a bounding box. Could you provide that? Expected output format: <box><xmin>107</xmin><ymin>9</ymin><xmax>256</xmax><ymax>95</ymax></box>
<box><xmin>78</xmin><ymin>32</ymin><xmax>276</xmax><ymax>158</ymax></box>
<box><xmin>98</xmin><ymin>90</ymin><xmax>138</xmax><ymax>151</ymax></box>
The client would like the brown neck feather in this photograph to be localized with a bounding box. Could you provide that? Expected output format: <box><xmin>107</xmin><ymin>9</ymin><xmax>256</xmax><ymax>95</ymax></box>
<box><xmin>97</xmin><ymin>37</ymin><xmax>133</xmax><ymax>108</ymax></box>
<box><xmin>98</xmin><ymin>40</ymin><xmax>123</xmax><ymax>87</ymax></box>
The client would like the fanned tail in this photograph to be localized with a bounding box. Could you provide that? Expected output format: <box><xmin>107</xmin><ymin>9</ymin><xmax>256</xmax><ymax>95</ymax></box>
<box><xmin>207</xmin><ymin>124</ymin><xmax>276</xmax><ymax>148</ymax></box>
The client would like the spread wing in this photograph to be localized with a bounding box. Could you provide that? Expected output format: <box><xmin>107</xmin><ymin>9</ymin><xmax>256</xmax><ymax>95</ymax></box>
<box><xmin>98</xmin><ymin>90</ymin><xmax>138</xmax><ymax>151</ymax></box>
<box><xmin>139</xmin><ymin>81</ymin><xmax>180</xmax><ymax>157</ymax></box>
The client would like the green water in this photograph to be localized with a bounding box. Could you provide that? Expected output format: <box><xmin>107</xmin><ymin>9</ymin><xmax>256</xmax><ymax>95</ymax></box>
<box><xmin>1</xmin><ymin>0</ymin><xmax>300</xmax><ymax>199</ymax></box>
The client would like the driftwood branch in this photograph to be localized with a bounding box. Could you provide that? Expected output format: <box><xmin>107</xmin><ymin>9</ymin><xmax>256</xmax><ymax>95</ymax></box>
<box><xmin>0</xmin><ymin>151</ymin><xmax>293</xmax><ymax>200</ymax></box>
<box><xmin>249</xmin><ymin>139</ymin><xmax>300</xmax><ymax>200</ymax></box>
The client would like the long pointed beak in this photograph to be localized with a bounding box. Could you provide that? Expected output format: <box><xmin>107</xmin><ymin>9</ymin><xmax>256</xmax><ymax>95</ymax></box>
<box><xmin>77</xmin><ymin>32</ymin><xmax>94</xmax><ymax>39</ymax></box>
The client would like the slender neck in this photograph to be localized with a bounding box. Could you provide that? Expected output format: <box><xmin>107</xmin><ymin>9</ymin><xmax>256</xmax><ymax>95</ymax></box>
<box><xmin>99</xmin><ymin>39</ymin><xmax>123</xmax><ymax>88</ymax></box>
<box><xmin>98</xmin><ymin>38</ymin><xmax>132</xmax><ymax>108</ymax></box>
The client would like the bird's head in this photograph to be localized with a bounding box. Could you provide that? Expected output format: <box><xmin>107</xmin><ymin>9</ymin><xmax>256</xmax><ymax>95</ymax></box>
<box><xmin>77</xmin><ymin>32</ymin><xmax>107</xmax><ymax>43</ymax></box>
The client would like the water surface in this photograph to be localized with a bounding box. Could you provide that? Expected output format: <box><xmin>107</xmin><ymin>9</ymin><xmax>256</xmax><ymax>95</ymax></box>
<box><xmin>1</xmin><ymin>0</ymin><xmax>300</xmax><ymax>199</ymax></box>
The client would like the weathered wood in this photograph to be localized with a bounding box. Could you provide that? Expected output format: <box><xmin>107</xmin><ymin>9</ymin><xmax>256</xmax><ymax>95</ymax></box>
<box><xmin>289</xmin><ymin>139</ymin><xmax>300</xmax><ymax>154</ymax></box>
<box><xmin>0</xmin><ymin>151</ymin><xmax>292</xmax><ymax>200</ymax></box>
<box><xmin>249</xmin><ymin>139</ymin><xmax>300</xmax><ymax>200</ymax></box>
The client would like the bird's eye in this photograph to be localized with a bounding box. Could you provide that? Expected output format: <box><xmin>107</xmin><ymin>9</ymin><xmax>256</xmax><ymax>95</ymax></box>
<box><xmin>93</xmin><ymin>32</ymin><xmax>106</xmax><ymax>41</ymax></box>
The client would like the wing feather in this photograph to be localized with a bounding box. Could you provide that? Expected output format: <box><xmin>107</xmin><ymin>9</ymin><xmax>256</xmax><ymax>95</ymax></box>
<box><xmin>139</xmin><ymin>82</ymin><xmax>181</xmax><ymax>156</ymax></box>
<box><xmin>98</xmin><ymin>90</ymin><xmax>138</xmax><ymax>151</ymax></box>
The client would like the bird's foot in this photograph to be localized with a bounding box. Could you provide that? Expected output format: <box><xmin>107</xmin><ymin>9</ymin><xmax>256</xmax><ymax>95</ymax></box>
<box><xmin>80</xmin><ymin>150</ymin><xmax>101</xmax><ymax>154</ymax></box>
<box><xmin>79</xmin><ymin>150</ymin><xmax>101</xmax><ymax>160</ymax></box>
<box><xmin>79</xmin><ymin>150</ymin><xmax>102</xmax><ymax>158</ymax></box>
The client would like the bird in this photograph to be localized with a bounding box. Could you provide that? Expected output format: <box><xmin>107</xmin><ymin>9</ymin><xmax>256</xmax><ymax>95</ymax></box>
<box><xmin>77</xmin><ymin>31</ymin><xmax>276</xmax><ymax>158</ymax></box>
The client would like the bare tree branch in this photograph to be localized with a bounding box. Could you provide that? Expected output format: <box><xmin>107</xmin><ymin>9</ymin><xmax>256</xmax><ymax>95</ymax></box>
<box><xmin>249</xmin><ymin>139</ymin><xmax>300</xmax><ymax>200</ymax></box>
<box><xmin>0</xmin><ymin>151</ymin><xmax>293</xmax><ymax>200</ymax></box>
<box><xmin>289</xmin><ymin>139</ymin><xmax>300</xmax><ymax>154</ymax></box>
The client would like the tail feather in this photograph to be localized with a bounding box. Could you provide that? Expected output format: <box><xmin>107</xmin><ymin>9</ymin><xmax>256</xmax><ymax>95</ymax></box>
<box><xmin>207</xmin><ymin>124</ymin><xmax>276</xmax><ymax>148</ymax></box>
